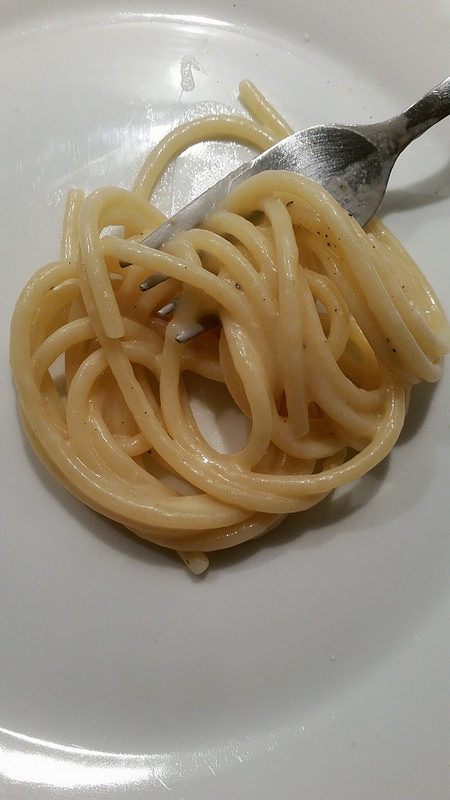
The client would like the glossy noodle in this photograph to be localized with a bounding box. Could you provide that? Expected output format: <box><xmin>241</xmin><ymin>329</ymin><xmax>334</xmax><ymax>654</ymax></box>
<box><xmin>10</xmin><ymin>82</ymin><xmax>450</xmax><ymax>573</ymax></box>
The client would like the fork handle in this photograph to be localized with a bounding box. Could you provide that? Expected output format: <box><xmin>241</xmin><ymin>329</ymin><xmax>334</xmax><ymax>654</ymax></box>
<box><xmin>398</xmin><ymin>76</ymin><xmax>450</xmax><ymax>148</ymax></box>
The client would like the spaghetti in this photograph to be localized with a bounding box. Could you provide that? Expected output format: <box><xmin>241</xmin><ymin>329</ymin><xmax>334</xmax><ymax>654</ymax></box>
<box><xmin>10</xmin><ymin>81</ymin><xmax>450</xmax><ymax>573</ymax></box>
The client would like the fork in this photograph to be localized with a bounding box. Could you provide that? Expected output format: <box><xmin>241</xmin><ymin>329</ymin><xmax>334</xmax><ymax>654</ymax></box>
<box><xmin>128</xmin><ymin>77</ymin><xmax>450</xmax><ymax>338</ymax></box>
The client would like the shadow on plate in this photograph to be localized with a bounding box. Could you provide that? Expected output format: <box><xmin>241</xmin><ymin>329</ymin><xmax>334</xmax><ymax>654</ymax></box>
<box><xmin>379</xmin><ymin>158</ymin><xmax>450</xmax><ymax>217</ymax></box>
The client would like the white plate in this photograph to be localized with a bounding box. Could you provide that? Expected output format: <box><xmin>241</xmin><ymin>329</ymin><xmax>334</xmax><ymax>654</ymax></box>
<box><xmin>1</xmin><ymin>1</ymin><xmax>449</xmax><ymax>797</ymax></box>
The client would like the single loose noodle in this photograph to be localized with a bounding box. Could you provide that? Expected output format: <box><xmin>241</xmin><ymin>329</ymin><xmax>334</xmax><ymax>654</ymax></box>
<box><xmin>10</xmin><ymin>81</ymin><xmax>450</xmax><ymax>573</ymax></box>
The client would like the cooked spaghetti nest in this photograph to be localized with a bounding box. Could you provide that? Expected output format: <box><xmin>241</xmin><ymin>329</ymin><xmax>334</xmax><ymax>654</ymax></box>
<box><xmin>10</xmin><ymin>81</ymin><xmax>450</xmax><ymax>573</ymax></box>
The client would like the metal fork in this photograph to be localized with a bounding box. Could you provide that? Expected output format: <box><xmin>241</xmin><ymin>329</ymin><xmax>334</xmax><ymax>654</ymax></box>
<box><xmin>124</xmin><ymin>77</ymin><xmax>450</xmax><ymax>339</ymax></box>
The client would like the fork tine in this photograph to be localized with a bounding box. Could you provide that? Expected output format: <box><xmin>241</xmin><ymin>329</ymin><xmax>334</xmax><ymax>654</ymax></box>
<box><xmin>174</xmin><ymin>314</ymin><xmax>219</xmax><ymax>343</ymax></box>
<box><xmin>157</xmin><ymin>301</ymin><xmax>177</xmax><ymax>318</ymax></box>
<box><xmin>140</xmin><ymin>272</ymin><xmax>170</xmax><ymax>291</ymax></box>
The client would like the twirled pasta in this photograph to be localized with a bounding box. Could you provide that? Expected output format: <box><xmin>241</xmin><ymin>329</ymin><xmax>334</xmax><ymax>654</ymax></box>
<box><xmin>10</xmin><ymin>82</ymin><xmax>450</xmax><ymax>573</ymax></box>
